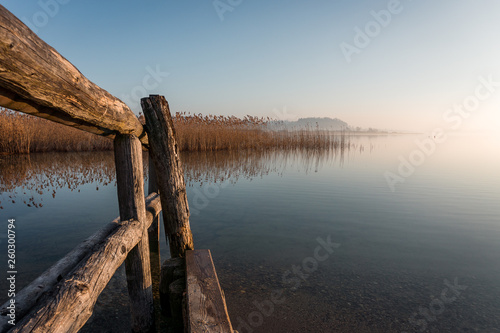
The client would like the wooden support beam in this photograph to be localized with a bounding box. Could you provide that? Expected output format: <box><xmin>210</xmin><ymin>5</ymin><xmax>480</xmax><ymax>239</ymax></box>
<box><xmin>0</xmin><ymin>5</ymin><xmax>148</xmax><ymax>146</ymax></box>
<box><xmin>9</xmin><ymin>218</ymin><xmax>147</xmax><ymax>333</ymax></box>
<box><xmin>114</xmin><ymin>134</ymin><xmax>154</xmax><ymax>333</ymax></box>
<box><xmin>186</xmin><ymin>250</ymin><xmax>233</xmax><ymax>333</ymax></box>
<box><xmin>148</xmin><ymin>154</ymin><xmax>161</xmax><ymax>258</ymax></box>
<box><xmin>141</xmin><ymin>95</ymin><xmax>194</xmax><ymax>258</ymax></box>
<box><xmin>147</xmin><ymin>155</ymin><xmax>162</xmax><ymax>328</ymax></box>
<box><xmin>0</xmin><ymin>219</ymin><xmax>119</xmax><ymax>332</ymax></box>
<box><xmin>145</xmin><ymin>192</ymin><xmax>162</xmax><ymax>225</ymax></box>
<box><xmin>0</xmin><ymin>194</ymin><xmax>160</xmax><ymax>333</ymax></box>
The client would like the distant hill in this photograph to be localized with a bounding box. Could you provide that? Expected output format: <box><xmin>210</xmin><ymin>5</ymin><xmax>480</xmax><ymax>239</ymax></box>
<box><xmin>295</xmin><ymin>117</ymin><xmax>348</xmax><ymax>130</ymax></box>
<box><xmin>271</xmin><ymin>117</ymin><xmax>349</xmax><ymax>130</ymax></box>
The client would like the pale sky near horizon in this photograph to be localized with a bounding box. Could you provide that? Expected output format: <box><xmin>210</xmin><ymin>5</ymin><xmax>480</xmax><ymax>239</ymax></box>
<box><xmin>3</xmin><ymin>0</ymin><xmax>500</xmax><ymax>132</ymax></box>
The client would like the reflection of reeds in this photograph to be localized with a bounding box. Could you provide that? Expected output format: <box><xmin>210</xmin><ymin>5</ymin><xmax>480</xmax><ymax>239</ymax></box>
<box><xmin>0</xmin><ymin>108</ymin><xmax>113</xmax><ymax>154</ymax></box>
<box><xmin>0</xmin><ymin>152</ymin><xmax>118</xmax><ymax>209</ymax></box>
<box><xmin>0</xmin><ymin>144</ymin><xmax>364</xmax><ymax>209</ymax></box>
<box><xmin>180</xmin><ymin>145</ymin><xmax>357</xmax><ymax>184</ymax></box>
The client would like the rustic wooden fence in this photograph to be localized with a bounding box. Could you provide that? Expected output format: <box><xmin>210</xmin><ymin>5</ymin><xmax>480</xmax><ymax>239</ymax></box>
<box><xmin>0</xmin><ymin>5</ymin><xmax>233</xmax><ymax>333</ymax></box>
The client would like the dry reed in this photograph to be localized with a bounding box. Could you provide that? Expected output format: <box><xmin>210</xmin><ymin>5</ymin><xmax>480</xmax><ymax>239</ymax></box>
<box><xmin>166</xmin><ymin>112</ymin><xmax>351</xmax><ymax>152</ymax></box>
<box><xmin>1</xmin><ymin>107</ymin><xmax>351</xmax><ymax>154</ymax></box>
<box><xmin>0</xmin><ymin>107</ymin><xmax>113</xmax><ymax>154</ymax></box>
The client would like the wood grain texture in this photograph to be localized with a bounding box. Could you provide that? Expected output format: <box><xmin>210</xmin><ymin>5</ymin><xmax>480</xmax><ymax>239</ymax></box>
<box><xmin>141</xmin><ymin>95</ymin><xmax>194</xmax><ymax>258</ymax></box>
<box><xmin>148</xmin><ymin>156</ymin><xmax>160</xmax><ymax>254</ymax></box>
<box><xmin>186</xmin><ymin>250</ymin><xmax>233</xmax><ymax>333</ymax></box>
<box><xmin>0</xmin><ymin>5</ymin><xmax>148</xmax><ymax>145</ymax></box>
<box><xmin>114</xmin><ymin>134</ymin><xmax>154</xmax><ymax>333</ymax></box>
<box><xmin>145</xmin><ymin>192</ymin><xmax>161</xmax><ymax>224</ymax></box>
<box><xmin>147</xmin><ymin>156</ymin><xmax>163</xmax><ymax>330</ymax></box>
<box><xmin>0</xmin><ymin>193</ymin><xmax>160</xmax><ymax>333</ymax></box>
<box><xmin>8</xmin><ymin>218</ymin><xmax>147</xmax><ymax>333</ymax></box>
<box><xmin>0</xmin><ymin>219</ymin><xmax>119</xmax><ymax>332</ymax></box>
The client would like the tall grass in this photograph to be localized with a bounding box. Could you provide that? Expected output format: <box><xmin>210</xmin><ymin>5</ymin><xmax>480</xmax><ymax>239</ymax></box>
<box><xmin>170</xmin><ymin>112</ymin><xmax>350</xmax><ymax>152</ymax></box>
<box><xmin>0</xmin><ymin>107</ymin><xmax>351</xmax><ymax>154</ymax></box>
<box><xmin>0</xmin><ymin>107</ymin><xmax>113</xmax><ymax>154</ymax></box>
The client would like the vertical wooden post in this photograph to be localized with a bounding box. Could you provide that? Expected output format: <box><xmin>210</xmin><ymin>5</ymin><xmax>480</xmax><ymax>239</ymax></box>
<box><xmin>147</xmin><ymin>154</ymin><xmax>162</xmax><ymax>326</ymax></box>
<box><xmin>148</xmin><ymin>157</ymin><xmax>160</xmax><ymax>254</ymax></box>
<box><xmin>141</xmin><ymin>95</ymin><xmax>194</xmax><ymax>258</ymax></box>
<box><xmin>114</xmin><ymin>134</ymin><xmax>155</xmax><ymax>333</ymax></box>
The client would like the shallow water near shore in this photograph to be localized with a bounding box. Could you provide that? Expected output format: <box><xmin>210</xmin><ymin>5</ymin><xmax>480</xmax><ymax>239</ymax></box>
<box><xmin>1</xmin><ymin>134</ymin><xmax>499</xmax><ymax>332</ymax></box>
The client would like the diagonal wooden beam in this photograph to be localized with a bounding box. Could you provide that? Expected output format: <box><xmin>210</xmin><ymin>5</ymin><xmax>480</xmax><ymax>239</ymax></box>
<box><xmin>0</xmin><ymin>5</ymin><xmax>148</xmax><ymax>146</ymax></box>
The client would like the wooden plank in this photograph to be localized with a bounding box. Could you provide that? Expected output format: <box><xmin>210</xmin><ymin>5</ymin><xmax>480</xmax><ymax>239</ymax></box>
<box><xmin>186</xmin><ymin>250</ymin><xmax>233</xmax><ymax>333</ymax></box>
<box><xmin>114</xmin><ymin>134</ymin><xmax>154</xmax><ymax>333</ymax></box>
<box><xmin>9</xmin><ymin>218</ymin><xmax>147</xmax><ymax>333</ymax></box>
<box><xmin>0</xmin><ymin>193</ymin><xmax>160</xmax><ymax>333</ymax></box>
<box><xmin>141</xmin><ymin>95</ymin><xmax>194</xmax><ymax>258</ymax></box>
<box><xmin>0</xmin><ymin>5</ymin><xmax>148</xmax><ymax>145</ymax></box>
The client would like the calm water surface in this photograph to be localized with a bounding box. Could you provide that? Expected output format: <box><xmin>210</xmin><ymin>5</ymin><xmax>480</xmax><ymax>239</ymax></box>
<box><xmin>1</xmin><ymin>134</ymin><xmax>499</xmax><ymax>332</ymax></box>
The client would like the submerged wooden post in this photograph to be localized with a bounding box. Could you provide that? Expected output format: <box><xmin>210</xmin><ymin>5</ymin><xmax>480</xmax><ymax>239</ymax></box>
<box><xmin>141</xmin><ymin>95</ymin><xmax>194</xmax><ymax>258</ymax></box>
<box><xmin>114</xmin><ymin>134</ymin><xmax>155</xmax><ymax>333</ymax></box>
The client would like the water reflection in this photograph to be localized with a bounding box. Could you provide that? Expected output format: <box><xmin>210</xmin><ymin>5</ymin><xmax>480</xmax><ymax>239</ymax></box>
<box><xmin>182</xmin><ymin>146</ymin><xmax>354</xmax><ymax>184</ymax></box>
<box><xmin>0</xmin><ymin>152</ymin><xmax>117</xmax><ymax>209</ymax></box>
<box><xmin>1</xmin><ymin>135</ymin><xmax>499</xmax><ymax>332</ymax></box>
<box><xmin>0</xmin><ymin>145</ymin><xmax>360</xmax><ymax>209</ymax></box>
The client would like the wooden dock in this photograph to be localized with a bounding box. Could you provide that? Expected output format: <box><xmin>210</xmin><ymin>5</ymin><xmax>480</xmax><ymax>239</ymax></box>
<box><xmin>0</xmin><ymin>5</ymin><xmax>234</xmax><ymax>332</ymax></box>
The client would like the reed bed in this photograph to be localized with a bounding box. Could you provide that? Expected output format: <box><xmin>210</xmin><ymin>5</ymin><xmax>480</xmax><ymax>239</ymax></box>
<box><xmin>0</xmin><ymin>107</ymin><xmax>113</xmax><ymax>154</ymax></box>
<box><xmin>1</xmin><ymin>107</ymin><xmax>351</xmax><ymax>154</ymax></box>
<box><xmin>171</xmin><ymin>112</ymin><xmax>350</xmax><ymax>152</ymax></box>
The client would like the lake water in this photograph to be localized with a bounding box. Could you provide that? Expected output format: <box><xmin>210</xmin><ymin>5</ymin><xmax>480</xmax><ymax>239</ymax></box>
<box><xmin>1</xmin><ymin>134</ymin><xmax>499</xmax><ymax>332</ymax></box>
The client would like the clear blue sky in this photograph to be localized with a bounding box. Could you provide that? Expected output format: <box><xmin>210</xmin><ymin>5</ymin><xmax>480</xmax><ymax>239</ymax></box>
<box><xmin>3</xmin><ymin>0</ymin><xmax>500</xmax><ymax>132</ymax></box>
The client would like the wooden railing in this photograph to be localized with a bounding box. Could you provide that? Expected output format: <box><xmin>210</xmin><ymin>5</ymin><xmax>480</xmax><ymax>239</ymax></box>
<box><xmin>0</xmin><ymin>194</ymin><xmax>161</xmax><ymax>332</ymax></box>
<box><xmin>0</xmin><ymin>5</ymin><xmax>232</xmax><ymax>333</ymax></box>
<box><xmin>0</xmin><ymin>5</ymin><xmax>147</xmax><ymax>145</ymax></box>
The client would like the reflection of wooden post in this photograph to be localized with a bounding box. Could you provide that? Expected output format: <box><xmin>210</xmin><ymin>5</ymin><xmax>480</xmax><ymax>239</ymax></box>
<box><xmin>114</xmin><ymin>134</ymin><xmax>155</xmax><ymax>333</ymax></box>
<box><xmin>141</xmin><ymin>95</ymin><xmax>194</xmax><ymax>258</ymax></box>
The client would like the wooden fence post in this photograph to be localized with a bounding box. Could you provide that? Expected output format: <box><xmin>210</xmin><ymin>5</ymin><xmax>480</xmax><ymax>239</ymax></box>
<box><xmin>114</xmin><ymin>134</ymin><xmax>155</xmax><ymax>333</ymax></box>
<box><xmin>148</xmin><ymin>157</ymin><xmax>160</xmax><ymax>254</ymax></box>
<box><xmin>147</xmin><ymin>154</ymin><xmax>163</xmax><ymax>326</ymax></box>
<box><xmin>141</xmin><ymin>95</ymin><xmax>194</xmax><ymax>258</ymax></box>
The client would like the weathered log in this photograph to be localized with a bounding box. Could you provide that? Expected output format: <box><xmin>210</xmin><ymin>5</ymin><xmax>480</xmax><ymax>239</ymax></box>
<box><xmin>8</xmin><ymin>218</ymin><xmax>149</xmax><ymax>333</ymax></box>
<box><xmin>0</xmin><ymin>193</ymin><xmax>160</xmax><ymax>333</ymax></box>
<box><xmin>141</xmin><ymin>95</ymin><xmax>194</xmax><ymax>257</ymax></box>
<box><xmin>0</xmin><ymin>219</ymin><xmax>119</xmax><ymax>332</ymax></box>
<box><xmin>186</xmin><ymin>250</ymin><xmax>233</xmax><ymax>333</ymax></box>
<box><xmin>145</xmin><ymin>192</ymin><xmax>162</xmax><ymax>224</ymax></box>
<box><xmin>0</xmin><ymin>5</ymin><xmax>148</xmax><ymax>145</ymax></box>
<box><xmin>114</xmin><ymin>134</ymin><xmax>154</xmax><ymax>333</ymax></box>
